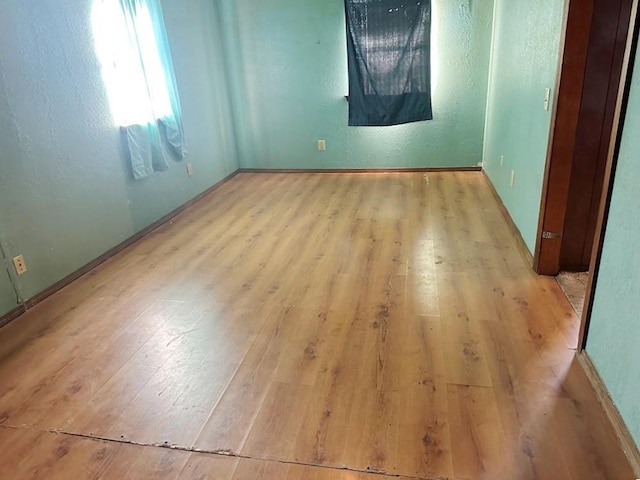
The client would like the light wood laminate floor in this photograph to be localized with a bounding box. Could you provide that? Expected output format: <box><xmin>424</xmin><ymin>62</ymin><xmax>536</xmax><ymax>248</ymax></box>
<box><xmin>0</xmin><ymin>172</ymin><xmax>634</xmax><ymax>479</ymax></box>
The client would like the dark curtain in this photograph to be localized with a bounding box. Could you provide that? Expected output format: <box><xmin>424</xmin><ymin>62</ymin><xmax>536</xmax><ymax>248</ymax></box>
<box><xmin>345</xmin><ymin>0</ymin><xmax>432</xmax><ymax>126</ymax></box>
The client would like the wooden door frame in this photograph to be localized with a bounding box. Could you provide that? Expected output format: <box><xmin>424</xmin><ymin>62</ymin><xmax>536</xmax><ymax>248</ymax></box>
<box><xmin>578</xmin><ymin>0</ymin><xmax>639</xmax><ymax>350</ymax></box>
<box><xmin>534</xmin><ymin>0</ymin><xmax>639</xmax><ymax>349</ymax></box>
<box><xmin>533</xmin><ymin>0</ymin><xmax>590</xmax><ymax>277</ymax></box>
<box><xmin>533</xmin><ymin>0</ymin><xmax>635</xmax><ymax>276</ymax></box>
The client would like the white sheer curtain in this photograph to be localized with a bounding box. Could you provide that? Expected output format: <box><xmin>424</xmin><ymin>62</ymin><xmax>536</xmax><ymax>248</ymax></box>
<box><xmin>93</xmin><ymin>0</ymin><xmax>186</xmax><ymax>179</ymax></box>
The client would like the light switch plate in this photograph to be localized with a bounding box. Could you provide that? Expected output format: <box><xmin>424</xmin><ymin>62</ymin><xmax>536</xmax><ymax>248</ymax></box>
<box><xmin>544</xmin><ymin>88</ymin><xmax>551</xmax><ymax>111</ymax></box>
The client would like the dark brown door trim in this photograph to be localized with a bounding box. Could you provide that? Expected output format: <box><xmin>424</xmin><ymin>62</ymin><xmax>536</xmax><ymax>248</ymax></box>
<box><xmin>534</xmin><ymin>0</ymin><xmax>589</xmax><ymax>276</ymax></box>
<box><xmin>560</xmin><ymin>0</ymin><xmax>634</xmax><ymax>271</ymax></box>
<box><xmin>534</xmin><ymin>0</ymin><xmax>634</xmax><ymax>276</ymax></box>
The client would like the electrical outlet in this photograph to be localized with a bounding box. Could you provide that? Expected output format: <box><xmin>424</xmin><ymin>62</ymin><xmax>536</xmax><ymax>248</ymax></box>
<box><xmin>500</xmin><ymin>155</ymin><xmax>504</xmax><ymax>168</ymax></box>
<box><xmin>318</xmin><ymin>139</ymin><xmax>326</xmax><ymax>151</ymax></box>
<box><xmin>510</xmin><ymin>170</ymin><xmax>516</xmax><ymax>187</ymax></box>
<box><xmin>477</xmin><ymin>162</ymin><xmax>483</xmax><ymax>168</ymax></box>
<box><xmin>12</xmin><ymin>255</ymin><xmax>27</xmax><ymax>275</ymax></box>
<box><xmin>186</xmin><ymin>162</ymin><xmax>193</xmax><ymax>177</ymax></box>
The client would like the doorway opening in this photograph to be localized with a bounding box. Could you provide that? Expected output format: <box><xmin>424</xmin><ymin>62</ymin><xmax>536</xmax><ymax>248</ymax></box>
<box><xmin>535</xmin><ymin>0</ymin><xmax>639</xmax><ymax>347</ymax></box>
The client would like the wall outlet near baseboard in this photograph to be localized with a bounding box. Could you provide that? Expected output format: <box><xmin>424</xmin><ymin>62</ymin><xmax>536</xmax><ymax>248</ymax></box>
<box><xmin>12</xmin><ymin>255</ymin><xmax>27</xmax><ymax>275</ymax></box>
<box><xmin>186</xmin><ymin>162</ymin><xmax>193</xmax><ymax>177</ymax></box>
<box><xmin>318</xmin><ymin>139</ymin><xmax>326</xmax><ymax>151</ymax></box>
<box><xmin>510</xmin><ymin>170</ymin><xmax>516</xmax><ymax>187</ymax></box>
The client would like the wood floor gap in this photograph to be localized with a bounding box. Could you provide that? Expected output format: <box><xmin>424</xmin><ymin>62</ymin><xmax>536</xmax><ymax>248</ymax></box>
<box><xmin>0</xmin><ymin>424</ymin><xmax>434</xmax><ymax>480</ymax></box>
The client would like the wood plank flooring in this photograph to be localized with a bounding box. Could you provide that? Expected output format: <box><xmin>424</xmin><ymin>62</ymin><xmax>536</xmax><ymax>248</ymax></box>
<box><xmin>0</xmin><ymin>172</ymin><xmax>634</xmax><ymax>479</ymax></box>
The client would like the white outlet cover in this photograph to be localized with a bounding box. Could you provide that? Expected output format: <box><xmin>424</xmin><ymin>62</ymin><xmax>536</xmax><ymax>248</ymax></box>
<box><xmin>12</xmin><ymin>255</ymin><xmax>27</xmax><ymax>275</ymax></box>
<box><xmin>510</xmin><ymin>170</ymin><xmax>515</xmax><ymax>187</ymax></box>
<box><xmin>500</xmin><ymin>155</ymin><xmax>504</xmax><ymax>167</ymax></box>
<box><xmin>318</xmin><ymin>140</ymin><xmax>326</xmax><ymax>151</ymax></box>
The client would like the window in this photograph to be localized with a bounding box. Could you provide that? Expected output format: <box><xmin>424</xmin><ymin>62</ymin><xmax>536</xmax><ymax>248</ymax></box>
<box><xmin>92</xmin><ymin>0</ymin><xmax>185</xmax><ymax>179</ymax></box>
<box><xmin>345</xmin><ymin>0</ymin><xmax>433</xmax><ymax>126</ymax></box>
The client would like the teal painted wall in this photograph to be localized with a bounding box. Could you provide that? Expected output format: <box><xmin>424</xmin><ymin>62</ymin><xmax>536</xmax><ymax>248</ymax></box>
<box><xmin>221</xmin><ymin>0</ymin><xmax>495</xmax><ymax>169</ymax></box>
<box><xmin>0</xmin><ymin>62</ymin><xmax>21</xmax><ymax>315</ymax></box>
<box><xmin>0</xmin><ymin>275</ymin><xmax>16</xmax><ymax>315</ymax></box>
<box><xmin>483</xmin><ymin>0</ymin><xmax>566</xmax><ymax>252</ymax></box>
<box><xmin>586</xmin><ymin>46</ymin><xmax>640</xmax><ymax>446</ymax></box>
<box><xmin>0</xmin><ymin>0</ymin><xmax>238</xmax><ymax>316</ymax></box>
<box><xmin>0</xmin><ymin>253</ymin><xmax>17</xmax><ymax>315</ymax></box>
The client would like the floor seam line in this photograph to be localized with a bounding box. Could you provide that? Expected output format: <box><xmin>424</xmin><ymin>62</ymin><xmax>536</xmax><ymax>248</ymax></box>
<box><xmin>1</xmin><ymin>423</ymin><xmax>440</xmax><ymax>480</ymax></box>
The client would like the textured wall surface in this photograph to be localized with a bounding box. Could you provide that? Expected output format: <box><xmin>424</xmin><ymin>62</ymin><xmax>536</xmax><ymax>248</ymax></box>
<box><xmin>221</xmin><ymin>0</ymin><xmax>494</xmax><ymax>169</ymax></box>
<box><xmin>586</xmin><ymin>47</ymin><xmax>640</xmax><ymax>446</ymax></box>
<box><xmin>0</xmin><ymin>0</ymin><xmax>238</xmax><ymax>314</ymax></box>
<box><xmin>0</xmin><ymin>258</ymin><xmax>16</xmax><ymax>315</ymax></box>
<box><xmin>0</xmin><ymin>68</ymin><xmax>21</xmax><ymax>315</ymax></box>
<box><xmin>482</xmin><ymin>0</ymin><xmax>566</xmax><ymax>252</ymax></box>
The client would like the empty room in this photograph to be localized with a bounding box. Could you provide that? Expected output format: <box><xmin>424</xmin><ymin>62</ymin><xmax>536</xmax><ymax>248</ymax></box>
<box><xmin>1</xmin><ymin>0</ymin><xmax>639</xmax><ymax>479</ymax></box>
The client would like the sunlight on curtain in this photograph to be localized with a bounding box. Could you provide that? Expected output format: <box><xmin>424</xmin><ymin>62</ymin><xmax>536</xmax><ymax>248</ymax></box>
<box><xmin>92</xmin><ymin>0</ymin><xmax>185</xmax><ymax>179</ymax></box>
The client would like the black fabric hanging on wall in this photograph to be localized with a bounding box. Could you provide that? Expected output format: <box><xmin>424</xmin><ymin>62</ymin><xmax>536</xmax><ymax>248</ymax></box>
<box><xmin>345</xmin><ymin>0</ymin><xmax>432</xmax><ymax>126</ymax></box>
